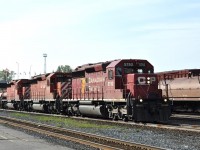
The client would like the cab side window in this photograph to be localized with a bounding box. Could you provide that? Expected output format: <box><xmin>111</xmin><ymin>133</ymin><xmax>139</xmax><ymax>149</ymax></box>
<box><xmin>108</xmin><ymin>70</ymin><xmax>113</xmax><ymax>80</ymax></box>
<box><xmin>47</xmin><ymin>79</ymin><xmax>50</xmax><ymax>86</ymax></box>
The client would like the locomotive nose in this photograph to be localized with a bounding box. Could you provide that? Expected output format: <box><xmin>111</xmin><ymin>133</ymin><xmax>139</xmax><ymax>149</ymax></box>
<box><xmin>150</xmin><ymin>106</ymin><xmax>156</xmax><ymax>114</ymax></box>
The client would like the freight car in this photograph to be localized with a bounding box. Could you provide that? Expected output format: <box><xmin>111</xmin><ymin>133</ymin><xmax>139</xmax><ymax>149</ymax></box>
<box><xmin>1</xmin><ymin>59</ymin><xmax>171</xmax><ymax>122</ymax></box>
<box><xmin>157</xmin><ymin>69</ymin><xmax>200</xmax><ymax>113</ymax></box>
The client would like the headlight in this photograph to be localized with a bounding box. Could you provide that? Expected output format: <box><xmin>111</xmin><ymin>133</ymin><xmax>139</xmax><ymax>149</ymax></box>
<box><xmin>164</xmin><ymin>99</ymin><xmax>168</xmax><ymax>102</ymax></box>
<box><xmin>139</xmin><ymin>99</ymin><xmax>143</xmax><ymax>102</ymax></box>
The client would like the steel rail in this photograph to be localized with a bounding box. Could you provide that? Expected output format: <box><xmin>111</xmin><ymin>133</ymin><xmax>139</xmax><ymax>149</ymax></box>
<box><xmin>171</xmin><ymin>114</ymin><xmax>200</xmax><ymax>120</ymax></box>
<box><xmin>1</xmin><ymin>109</ymin><xmax>200</xmax><ymax>133</ymax></box>
<box><xmin>0</xmin><ymin>119</ymin><xmax>116</xmax><ymax>150</ymax></box>
<box><xmin>0</xmin><ymin>116</ymin><xmax>162</xmax><ymax>150</ymax></box>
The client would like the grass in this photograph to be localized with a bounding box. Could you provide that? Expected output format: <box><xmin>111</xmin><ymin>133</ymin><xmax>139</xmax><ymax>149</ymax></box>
<box><xmin>10</xmin><ymin>112</ymin><xmax>31</xmax><ymax>118</ymax></box>
<box><xmin>35</xmin><ymin>116</ymin><xmax>112</xmax><ymax>129</ymax></box>
<box><xmin>8</xmin><ymin>112</ymin><xmax>114</xmax><ymax>129</ymax></box>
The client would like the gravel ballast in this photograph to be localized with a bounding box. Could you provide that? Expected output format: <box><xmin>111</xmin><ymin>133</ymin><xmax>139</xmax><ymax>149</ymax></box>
<box><xmin>4</xmin><ymin>124</ymin><xmax>97</xmax><ymax>150</ymax></box>
<box><xmin>0</xmin><ymin>110</ymin><xmax>199</xmax><ymax>150</ymax></box>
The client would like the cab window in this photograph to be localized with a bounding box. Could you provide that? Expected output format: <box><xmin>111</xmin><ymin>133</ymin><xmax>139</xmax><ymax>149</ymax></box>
<box><xmin>108</xmin><ymin>70</ymin><xmax>113</xmax><ymax>80</ymax></box>
<box><xmin>124</xmin><ymin>68</ymin><xmax>134</xmax><ymax>74</ymax></box>
<box><xmin>47</xmin><ymin>79</ymin><xmax>50</xmax><ymax>86</ymax></box>
<box><xmin>116</xmin><ymin>67</ymin><xmax>122</xmax><ymax>76</ymax></box>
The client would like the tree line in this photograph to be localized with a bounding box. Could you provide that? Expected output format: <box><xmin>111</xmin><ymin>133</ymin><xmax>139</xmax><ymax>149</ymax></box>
<box><xmin>0</xmin><ymin>65</ymin><xmax>72</xmax><ymax>82</ymax></box>
<box><xmin>0</xmin><ymin>69</ymin><xmax>15</xmax><ymax>82</ymax></box>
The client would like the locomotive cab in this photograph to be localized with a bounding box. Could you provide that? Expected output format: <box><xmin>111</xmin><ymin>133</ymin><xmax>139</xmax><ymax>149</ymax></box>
<box><xmin>105</xmin><ymin>59</ymin><xmax>171</xmax><ymax>122</ymax></box>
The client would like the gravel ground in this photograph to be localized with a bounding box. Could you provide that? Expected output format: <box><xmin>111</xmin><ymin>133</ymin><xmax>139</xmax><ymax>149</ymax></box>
<box><xmin>1</xmin><ymin>110</ymin><xmax>200</xmax><ymax>150</ymax></box>
<box><xmin>2</xmin><ymin>123</ymin><xmax>97</xmax><ymax>150</ymax></box>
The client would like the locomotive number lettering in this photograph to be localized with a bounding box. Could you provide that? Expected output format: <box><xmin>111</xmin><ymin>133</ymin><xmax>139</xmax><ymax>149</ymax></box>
<box><xmin>124</xmin><ymin>63</ymin><xmax>134</xmax><ymax>67</ymax></box>
<box><xmin>40</xmin><ymin>85</ymin><xmax>46</xmax><ymax>88</ymax></box>
<box><xmin>138</xmin><ymin>63</ymin><xmax>145</xmax><ymax>67</ymax></box>
<box><xmin>88</xmin><ymin>77</ymin><xmax>105</xmax><ymax>84</ymax></box>
<box><xmin>108</xmin><ymin>81</ymin><xmax>114</xmax><ymax>86</ymax></box>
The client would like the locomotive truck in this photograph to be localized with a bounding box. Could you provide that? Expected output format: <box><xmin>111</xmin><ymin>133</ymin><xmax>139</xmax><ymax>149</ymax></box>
<box><xmin>1</xmin><ymin>59</ymin><xmax>171</xmax><ymax>122</ymax></box>
<box><xmin>157</xmin><ymin>69</ymin><xmax>200</xmax><ymax>113</ymax></box>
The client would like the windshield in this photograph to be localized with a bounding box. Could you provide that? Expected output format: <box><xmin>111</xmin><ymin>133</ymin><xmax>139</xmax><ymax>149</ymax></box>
<box><xmin>124</xmin><ymin>68</ymin><xmax>144</xmax><ymax>74</ymax></box>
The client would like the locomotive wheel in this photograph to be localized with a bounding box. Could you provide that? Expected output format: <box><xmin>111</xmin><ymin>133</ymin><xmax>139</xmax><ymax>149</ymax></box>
<box><xmin>122</xmin><ymin>115</ymin><xmax>128</xmax><ymax>122</ymax></box>
<box><xmin>113</xmin><ymin>114</ymin><xmax>118</xmax><ymax>121</ymax></box>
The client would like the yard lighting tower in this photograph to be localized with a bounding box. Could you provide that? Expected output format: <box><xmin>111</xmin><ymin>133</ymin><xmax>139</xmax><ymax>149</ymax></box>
<box><xmin>43</xmin><ymin>53</ymin><xmax>47</xmax><ymax>74</ymax></box>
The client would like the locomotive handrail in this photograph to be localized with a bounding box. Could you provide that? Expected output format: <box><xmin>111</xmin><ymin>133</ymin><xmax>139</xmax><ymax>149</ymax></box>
<box><xmin>126</xmin><ymin>92</ymin><xmax>131</xmax><ymax>101</ymax></box>
<box><xmin>72</xmin><ymin>87</ymin><xmax>105</xmax><ymax>101</ymax></box>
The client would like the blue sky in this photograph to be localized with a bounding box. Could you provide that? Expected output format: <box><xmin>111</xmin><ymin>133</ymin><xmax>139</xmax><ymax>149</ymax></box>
<box><xmin>0</xmin><ymin>0</ymin><xmax>200</xmax><ymax>78</ymax></box>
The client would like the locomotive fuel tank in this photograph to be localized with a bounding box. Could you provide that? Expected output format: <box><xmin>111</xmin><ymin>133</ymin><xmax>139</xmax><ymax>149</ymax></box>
<box><xmin>79</xmin><ymin>105</ymin><xmax>108</xmax><ymax>117</ymax></box>
<box><xmin>32</xmin><ymin>103</ymin><xmax>44</xmax><ymax>111</ymax></box>
<box><xmin>7</xmin><ymin>103</ymin><xmax>15</xmax><ymax>109</ymax></box>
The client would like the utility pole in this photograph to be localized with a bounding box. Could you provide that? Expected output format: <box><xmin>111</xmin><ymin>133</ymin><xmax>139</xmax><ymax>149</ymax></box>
<box><xmin>43</xmin><ymin>53</ymin><xmax>47</xmax><ymax>74</ymax></box>
<box><xmin>29</xmin><ymin>65</ymin><xmax>32</xmax><ymax>78</ymax></box>
<box><xmin>16</xmin><ymin>62</ymin><xmax>19</xmax><ymax>79</ymax></box>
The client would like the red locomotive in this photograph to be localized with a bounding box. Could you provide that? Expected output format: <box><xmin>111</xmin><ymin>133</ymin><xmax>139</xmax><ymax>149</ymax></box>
<box><xmin>157</xmin><ymin>69</ymin><xmax>200</xmax><ymax>113</ymax></box>
<box><xmin>1</xmin><ymin>59</ymin><xmax>171</xmax><ymax>122</ymax></box>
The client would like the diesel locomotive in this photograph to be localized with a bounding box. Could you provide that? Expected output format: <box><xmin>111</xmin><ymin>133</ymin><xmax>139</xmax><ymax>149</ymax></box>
<box><xmin>0</xmin><ymin>59</ymin><xmax>171</xmax><ymax>122</ymax></box>
<box><xmin>157</xmin><ymin>69</ymin><xmax>200</xmax><ymax>113</ymax></box>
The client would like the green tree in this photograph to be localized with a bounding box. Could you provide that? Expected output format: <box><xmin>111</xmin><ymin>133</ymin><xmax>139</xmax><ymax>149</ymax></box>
<box><xmin>56</xmin><ymin>65</ymin><xmax>72</xmax><ymax>73</ymax></box>
<box><xmin>0</xmin><ymin>69</ymin><xmax>15</xmax><ymax>82</ymax></box>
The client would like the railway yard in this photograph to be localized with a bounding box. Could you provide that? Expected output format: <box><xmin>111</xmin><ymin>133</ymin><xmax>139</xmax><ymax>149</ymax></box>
<box><xmin>1</xmin><ymin>0</ymin><xmax>200</xmax><ymax>149</ymax></box>
<box><xmin>0</xmin><ymin>59</ymin><xmax>200</xmax><ymax>149</ymax></box>
<box><xmin>0</xmin><ymin>109</ymin><xmax>199</xmax><ymax>150</ymax></box>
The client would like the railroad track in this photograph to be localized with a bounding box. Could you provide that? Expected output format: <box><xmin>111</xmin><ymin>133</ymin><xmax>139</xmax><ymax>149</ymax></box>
<box><xmin>0</xmin><ymin>115</ymin><xmax>162</xmax><ymax>150</ymax></box>
<box><xmin>1</xmin><ymin>109</ymin><xmax>200</xmax><ymax>133</ymax></box>
<box><xmin>171</xmin><ymin>114</ymin><xmax>200</xmax><ymax>120</ymax></box>
<box><xmin>169</xmin><ymin>114</ymin><xmax>200</xmax><ymax>126</ymax></box>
